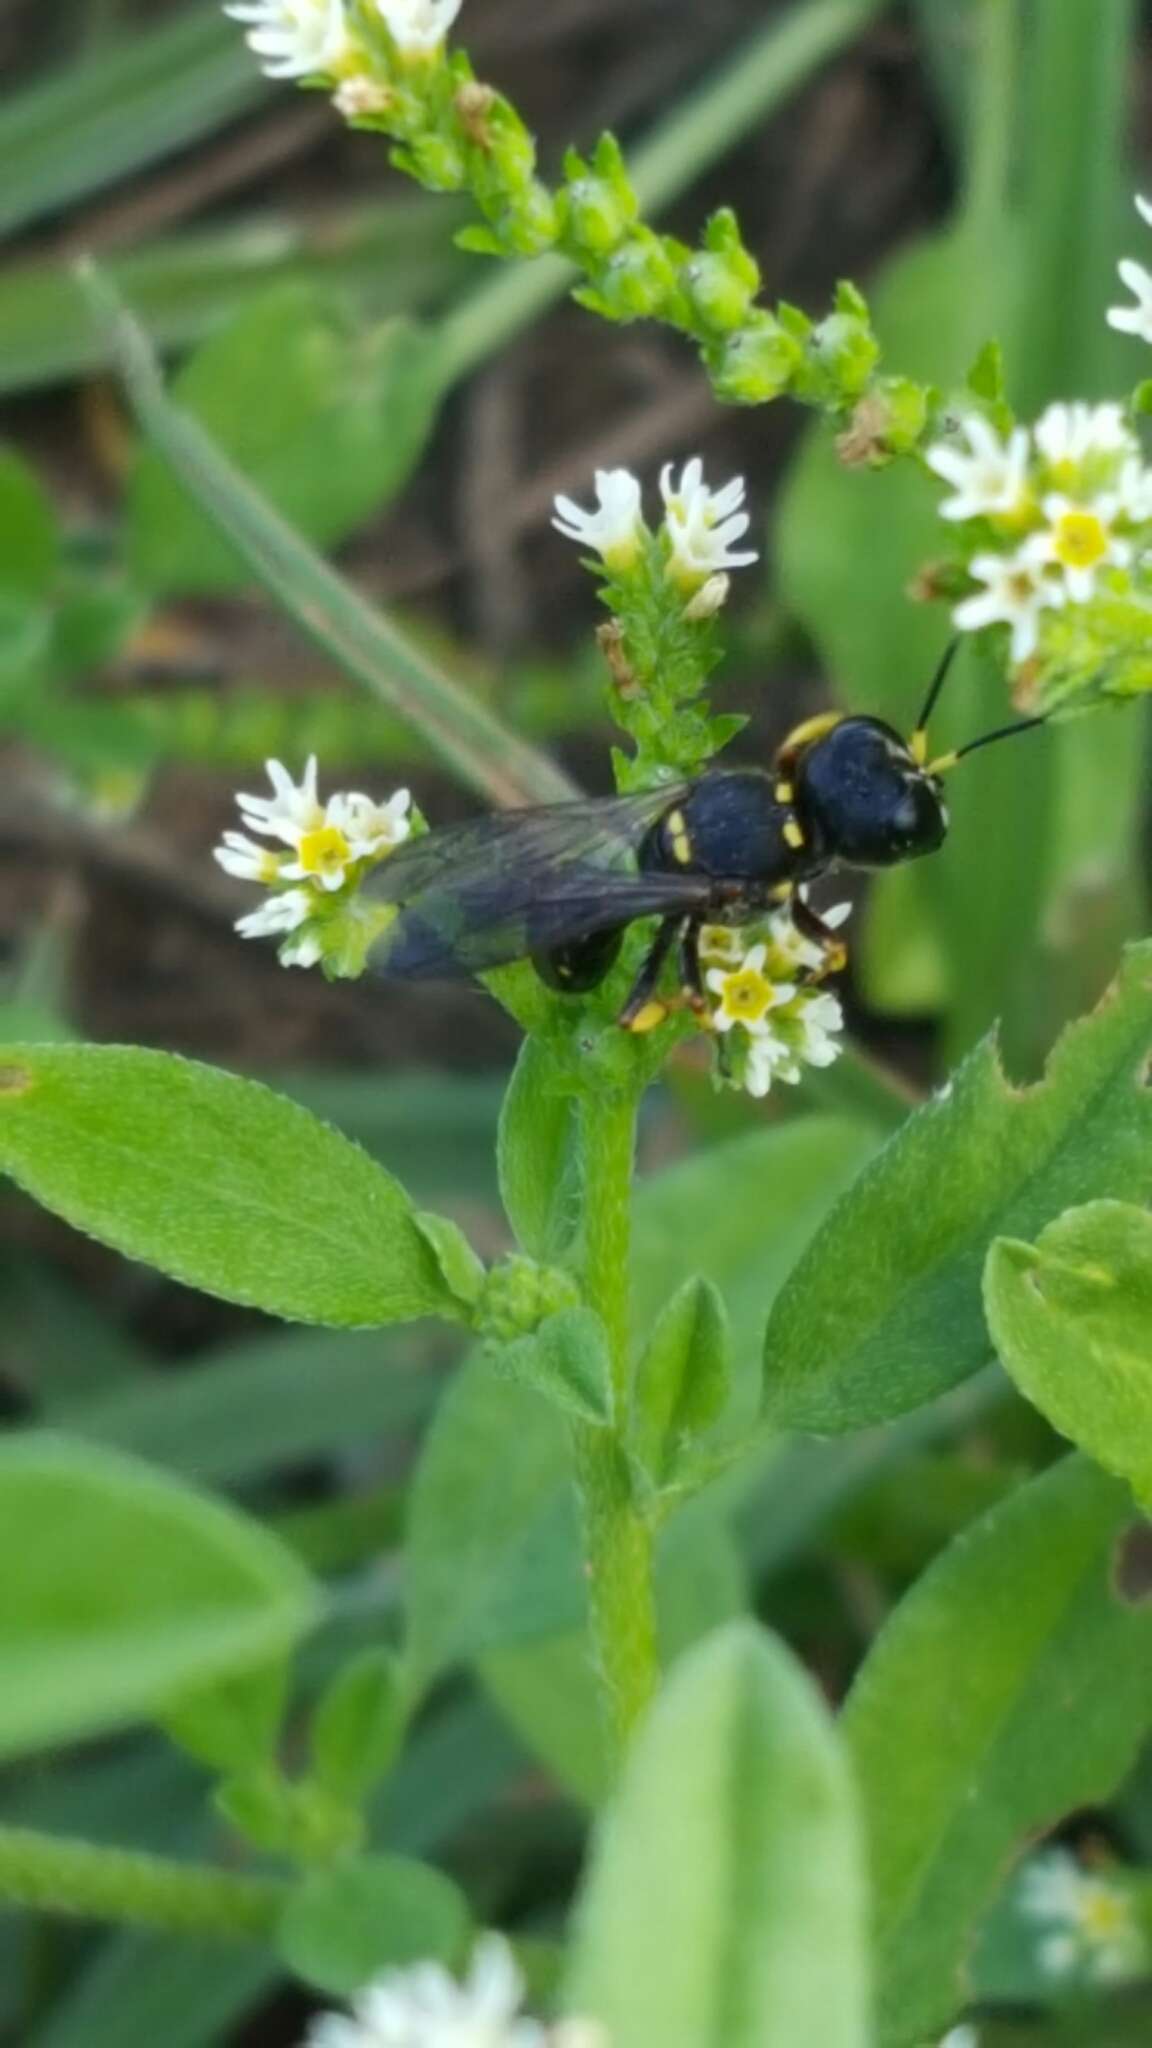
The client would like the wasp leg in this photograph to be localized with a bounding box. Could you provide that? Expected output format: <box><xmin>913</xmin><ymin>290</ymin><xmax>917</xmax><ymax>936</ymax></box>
<box><xmin>790</xmin><ymin>892</ymin><xmax>848</xmax><ymax>981</ymax></box>
<box><xmin>618</xmin><ymin>917</ymin><xmax>683</xmax><ymax>1032</ymax></box>
<box><xmin>678</xmin><ymin>920</ymin><xmax>707</xmax><ymax>1015</ymax></box>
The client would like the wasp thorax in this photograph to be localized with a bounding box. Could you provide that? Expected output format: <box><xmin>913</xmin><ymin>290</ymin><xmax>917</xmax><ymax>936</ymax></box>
<box><xmin>794</xmin><ymin>716</ymin><xmax>948</xmax><ymax>869</ymax></box>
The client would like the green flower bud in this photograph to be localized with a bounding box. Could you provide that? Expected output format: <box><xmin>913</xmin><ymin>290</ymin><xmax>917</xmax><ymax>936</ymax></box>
<box><xmin>582</xmin><ymin>229</ymin><xmax>680</xmax><ymax>322</ymax></box>
<box><xmin>835</xmin><ymin>377</ymin><xmax>928</xmax><ymax>467</ymax></box>
<box><xmin>561</xmin><ymin>176</ymin><xmax>633</xmax><ymax>257</ymax></box>
<box><xmin>500</xmin><ymin>180</ymin><xmax>560</xmax><ymax>254</ymax></box>
<box><xmin>475</xmin><ymin>1255</ymin><xmax>582</xmax><ymax>1343</ymax></box>
<box><xmin>711</xmin><ymin>312</ymin><xmax>803</xmax><ymax>404</ymax></box>
<box><xmin>399</xmin><ymin>133</ymin><xmax>466</xmax><ymax>191</ymax></box>
<box><xmin>809</xmin><ymin>311</ymin><xmax>880</xmax><ymax>400</ymax></box>
<box><xmin>682</xmin><ymin>251</ymin><xmax>758</xmax><ymax>332</ymax></box>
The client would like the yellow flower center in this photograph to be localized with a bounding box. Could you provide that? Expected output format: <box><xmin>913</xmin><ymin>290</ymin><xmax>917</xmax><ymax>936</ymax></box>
<box><xmin>1078</xmin><ymin>1888</ymin><xmax>1132</xmax><ymax>1942</ymax></box>
<box><xmin>722</xmin><ymin>967</ymin><xmax>776</xmax><ymax>1023</ymax></box>
<box><xmin>297</xmin><ymin>824</ymin><xmax>352</xmax><ymax>882</ymax></box>
<box><xmin>1052</xmin><ymin>509</ymin><xmax>1109</xmax><ymax>570</ymax></box>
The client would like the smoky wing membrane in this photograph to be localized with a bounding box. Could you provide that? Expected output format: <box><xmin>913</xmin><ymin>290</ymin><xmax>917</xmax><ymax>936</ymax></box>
<box><xmin>361</xmin><ymin>790</ymin><xmax>709</xmax><ymax>980</ymax></box>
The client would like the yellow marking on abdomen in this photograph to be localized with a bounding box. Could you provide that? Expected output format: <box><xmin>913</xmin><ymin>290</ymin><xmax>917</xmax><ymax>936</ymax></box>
<box><xmin>783</xmin><ymin>818</ymin><xmax>805</xmax><ymax>850</ymax></box>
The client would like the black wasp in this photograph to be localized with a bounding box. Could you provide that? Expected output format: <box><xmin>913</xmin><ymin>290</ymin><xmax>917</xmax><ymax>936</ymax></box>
<box><xmin>363</xmin><ymin>645</ymin><xmax>1043</xmax><ymax>1029</ymax></box>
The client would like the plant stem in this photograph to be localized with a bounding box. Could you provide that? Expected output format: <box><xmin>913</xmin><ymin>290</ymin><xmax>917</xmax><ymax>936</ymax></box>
<box><xmin>573</xmin><ymin>1086</ymin><xmax>659</xmax><ymax>1763</ymax></box>
<box><xmin>0</xmin><ymin>1824</ymin><xmax>287</xmax><ymax>1937</ymax></box>
<box><xmin>433</xmin><ymin>0</ymin><xmax>887</xmax><ymax>390</ymax></box>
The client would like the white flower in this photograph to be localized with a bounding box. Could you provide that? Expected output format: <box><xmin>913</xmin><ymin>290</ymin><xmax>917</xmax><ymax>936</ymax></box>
<box><xmin>223</xmin><ymin>0</ymin><xmax>351</xmax><ymax>79</ymax></box>
<box><xmin>706</xmin><ymin>944</ymin><xmax>795</xmax><ymax>1034</ymax></box>
<box><xmin>1031</xmin><ymin>491</ymin><xmax>1131</xmax><ymax>602</ymax></box>
<box><xmin>937</xmin><ymin>2030</ymin><xmax>979</xmax><ymax>2048</ymax></box>
<box><xmin>1018</xmin><ymin>1849</ymin><xmax>1147</xmax><ymax>1986</ymax></box>
<box><xmin>1107</xmin><ymin>256</ymin><xmax>1152</xmax><ymax>345</ymax></box>
<box><xmin>213</xmin><ymin>830</ymin><xmax>285</xmax><ymax>884</ymax></box>
<box><xmin>926</xmin><ymin>415</ymin><xmax>1030</xmax><ymax>522</ymax></box>
<box><xmin>682</xmin><ymin>572</ymin><xmax>731</xmax><ymax>621</ymax></box>
<box><xmin>374</xmin><ymin>0</ymin><xmax>463</xmax><ymax>52</ymax></box>
<box><xmin>743</xmin><ymin>1029</ymin><xmax>801</xmax><ymax>1097</ymax></box>
<box><xmin>235</xmin><ymin>889</ymin><xmax>312</xmax><ymax>940</ymax></box>
<box><xmin>237</xmin><ymin>757</ymin><xmax>325</xmax><ymax>847</ymax></box>
<box><xmin>698</xmin><ymin>923</ymin><xmax>747</xmax><ymax>967</ymax></box>
<box><xmin>552</xmin><ymin>469</ymin><xmax>645</xmax><ymax>571</ymax></box>
<box><xmin>300</xmin><ymin>1933</ymin><xmax>602</xmax><ymax>2048</ymax></box>
<box><xmin>334</xmin><ymin>75</ymin><xmax>394</xmax><ymax>117</ymax></box>
<box><xmin>793</xmin><ymin>988</ymin><xmax>844</xmax><ymax>1068</ymax></box>
<box><xmin>952</xmin><ymin>543</ymin><xmax>1066</xmax><ymax>663</ymax></box>
<box><xmin>280</xmin><ymin>930</ymin><xmax>324</xmax><ymax>970</ymax></box>
<box><xmin>1033</xmin><ymin>400</ymin><xmax>1134</xmax><ymax>476</ymax></box>
<box><xmin>1118</xmin><ymin>455</ymin><xmax>1152</xmax><ymax>523</ymax></box>
<box><xmin>660</xmin><ymin>458</ymin><xmax>759</xmax><ymax>583</ymax></box>
<box><xmin>769</xmin><ymin>892</ymin><xmax>851</xmax><ymax>976</ymax></box>
<box><xmin>329</xmin><ymin>789</ymin><xmax>412</xmax><ymax>860</ymax></box>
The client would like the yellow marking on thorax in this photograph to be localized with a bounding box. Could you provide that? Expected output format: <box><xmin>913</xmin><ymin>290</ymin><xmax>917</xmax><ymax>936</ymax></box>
<box><xmin>777</xmin><ymin>711</ymin><xmax>842</xmax><ymax>761</ymax></box>
<box><xmin>774</xmin><ymin>780</ymin><xmax>794</xmax><ymax>804</ymax></box>
<box><xmin>665</xmin><ymin>807</ymin><xmax>693</xmax><ymax>865</ymax></box>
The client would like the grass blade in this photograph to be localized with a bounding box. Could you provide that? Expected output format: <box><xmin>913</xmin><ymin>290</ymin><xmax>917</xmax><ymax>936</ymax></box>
<box><xmin>83</xmin><ymin>265</ymin><xmax>575</xmax><ymax>808</ymax></box>
<box><xmin>0</xmin><ymin>10</ymin><xmax>268</xmax><ymax>240</ymax></box>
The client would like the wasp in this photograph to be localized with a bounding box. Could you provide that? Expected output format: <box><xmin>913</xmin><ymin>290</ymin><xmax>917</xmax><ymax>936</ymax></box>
<box><xmin>362</xmin><ymin>645</ymin><xmax>1043</xmax><ymax>1029</ymax></box>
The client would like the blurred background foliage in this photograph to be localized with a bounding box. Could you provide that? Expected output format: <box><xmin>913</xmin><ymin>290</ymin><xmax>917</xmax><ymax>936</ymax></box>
<box><xmin>3</xmin><ymin>0</ymin><xmax>1152</xmax><ymax>2040</ymax></box>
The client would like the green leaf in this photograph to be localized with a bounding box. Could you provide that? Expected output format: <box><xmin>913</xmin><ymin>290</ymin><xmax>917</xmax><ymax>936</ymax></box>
<box><xmin>277</xmin><ymin>1855</ymin><xmax>469</xmax><ymax>1996</ymax></box>
<box><xmin>310</xmin><ymin>1649</ymin><xmax>404</xmax><ymax>1806</ymax></box>
<box><xmin>491</xmin><ymin>1306</ymin><xmax>613</xmax><ymax>1427</ymax></box>
<box><xmin>633</xmin><ymin>1116</ymin><xmax>879</xmax><ymax>1425</ymax></box>
<box><xmin>497</xmin><ymin>1037</ymin><xmax>579</xmax><ymax>1261</ymax></box>
<box><xmin>763</xmin><ymin>943</ymin><xmax>1152</xmax><ymax>1433</ymax></box>
<box><xmin>86</xmin><ymin>266</ymin><xmax>576</xmax><ymax>810</ymax></box>
<box><xmin>160</xmin><ymin>1661</ymin><xmax>287</xmax><ymax>1776</ymax></box>
<box><xmin>986</xmin><ymin>1200</ymin><xmax>1152</xmax><ymax>1503</ymax></box>
<box><xmin>844</xmin><ymin>1455</ymin><xmax>1152</xmax><ymax>2047</ymax></box>
<box><xmin>631</xmin><ymin>1274</ymin><xmax>729</xmax><ymax>1488</ymax></box>
<box><xmin>0</xmin><ymin>1434</ymin><xmax>316</xmax><ymax>1758</ymax></box>
<box><xmin>413</xmin><ymin>1211</ymin><xmax>485</xmax><ymax>1311</ymax></box>
<box><xmin>0</xmin><ymin>1044</ymin><xmax>453</xmax><ymax>1327</ymax></box>
<box><xmin>567</xmin><ymin>1621</ymin><xmax>868</xmax><ymax>2048</ymax></box>
<box><xmin>0</xmin><ymin>446</ymin><xmax>57</xmax><ymax>602</ymax></box>
<box><xmin>128</xmin><ymin>290</ymin><xmax>443</xmax><ymax>597</ymax></box>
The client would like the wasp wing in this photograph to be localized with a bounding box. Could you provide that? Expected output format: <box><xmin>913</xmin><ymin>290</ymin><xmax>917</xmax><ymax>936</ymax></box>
<box><xmin>362</xmin><ymin>789</ymin><xmax>711</xmax><ymax>980</ymax></box>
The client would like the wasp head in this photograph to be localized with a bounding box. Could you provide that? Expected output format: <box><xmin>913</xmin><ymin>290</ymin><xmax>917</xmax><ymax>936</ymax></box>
<box><xmin>793</xmin><ymin>715</ymin><xmax>948</xmax><ymax>870</ymax></box>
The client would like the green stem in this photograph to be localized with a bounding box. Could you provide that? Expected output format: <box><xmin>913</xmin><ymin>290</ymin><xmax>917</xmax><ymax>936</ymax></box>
<box><xmin>960</xmin><ymin>0</ymin><xmax>1017</xmax><ymax>244</ymax></box>
<box><xmin>573</xmin><ymin>1087</ymin><xmax>659</xmax><ymax>1761</ymax></box>
<box><xmin>0</xmin><ymin>1824</ymin><xmax>287</xmax><ymax>1938</ymax></box>
<box><xmin>434</xmin><ymin>0</ymin><xmax>887</xmax><ymax>389</ymax></box>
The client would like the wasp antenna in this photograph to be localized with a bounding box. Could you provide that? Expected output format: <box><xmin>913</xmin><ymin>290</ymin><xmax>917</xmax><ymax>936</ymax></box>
<box><xmin>927</xmin><ymin>713</ymin><xmax>1048</xmax><ymax>777</ymax></box>
<box><xmin>909</xmin><ymin>639</ymin><xmax>961</xmax><ymax>764</ymax></box>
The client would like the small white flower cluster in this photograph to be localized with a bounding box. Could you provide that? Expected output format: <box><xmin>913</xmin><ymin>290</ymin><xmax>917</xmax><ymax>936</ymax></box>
<box><xmin>1109</xmin><ymin>192</ymin><xmax>1152</xmax><ymax>346</ymax></box>
<box><xmin>223</xmin><ymin>0</ymin><xmax>463</xmax><ymax>80</ymax></box>
<box><xmin>552</xmin><ymin>457</ymin><xmax>758</xmax><ymax>598</ymax></box>
<box><xmin>1018</xmin><ymin>1848</ymin><xmax>1149</xmax><ymax>1986</ymax></box>
<box><xmin>215</xmin><ymin>757</ymin><xmax>411</xmax><ymax>968</ymax></box>
<box><xmin>700</xmin><ymin>897</ymin><xmax>849</xmax><ymax>1097</ymax></box>
<box><xmin>926</xmin><ymin>399</ymin><xmax>1152</xmax><ymax>663</ymax></box>
<box><xmin>301</xmin><ymin>1934</ymin><xmax>604</xmax><ymax>2048</ymax></box>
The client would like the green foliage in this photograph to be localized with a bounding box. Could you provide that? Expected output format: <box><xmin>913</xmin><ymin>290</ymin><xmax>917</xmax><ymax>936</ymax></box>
<box><xmin>566</xmin><ymin>1621</ymin><xmax>868</xmax><ymax>2047</ymax></box>
<box><xmin>0</xmin><ymin>1435</ymin><xmax>315</xmax><ymax>1758</ymax></box>
<box><xmin>310</xmin><ymin>1650</ymin><xmax>405</xmax><ymax>1807</ymax></box>
<box><xmin>277</xmin><ymin>1856</ymin><xmax>469</xmax><ymax>1995</ymax></box>
<box><xmin>763</xmin><ymin>943</ymin><xmax>1152</xmax><ymax>1433</ymax></box>
<box><xmin>630</xmin><ymin>1274</ymin><xmax>730</xmax><ymax>1492</ymax></box>
<box><xmin>497</xmin><ymin>1037</ymin><xmax>579</xmax><ymax>1261</ymax></box>
<box><xmin>0</xmin><ymin>445</ymin><xmax>58</xmax><ymax>604</ymax></box>
<box><xmin>845</xmin><ymin>1456</ymin><xmax>1152</xmax><ymax>2046</ymax></box>
<box><xmin>0</xmin><ymin>1044</ymin><xmax>456</xmax><ymax>1326</ymax></box>
<box><xmin>128</xmin><ymin>289</ymin><xmax>443</xmax><ymax>597</ymax></box>
<box><xmin>489</xmin><ymin>1306</ymin><xmax>614</xmax><ymax>1427</ymax></box>
<box><xmin>986</xmin><ymin>1199</ymin><xmax>1152</xmax><ymax>1502</ymax></box>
